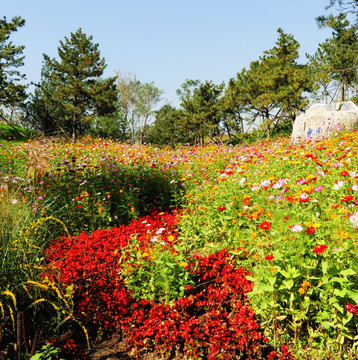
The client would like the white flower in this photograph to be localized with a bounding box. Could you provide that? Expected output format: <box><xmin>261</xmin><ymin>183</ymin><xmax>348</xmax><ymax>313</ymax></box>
<box><xmin>349</xmin><ymin>212</ymin><xmax>358</xmax><ymax>228</ymax></box>
<box><xmin>333</xmin><ymin>180</ymin><xmax>344</xmax><ymax>190</ymax></box>
<box><xmin>156</xmin><ymin>227</ymin><xmax>166</xmax><ymax>235</ymax></box>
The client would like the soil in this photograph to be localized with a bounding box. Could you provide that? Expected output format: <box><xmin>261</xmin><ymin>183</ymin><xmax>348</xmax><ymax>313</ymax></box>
<box><xmin>88</xmin><ymin>335</ymin><xmax>190</xmax><ymax>360</ymax></box>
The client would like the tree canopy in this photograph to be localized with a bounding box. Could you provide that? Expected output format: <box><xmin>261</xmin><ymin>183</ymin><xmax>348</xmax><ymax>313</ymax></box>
<box><xmin>40</xmin><ymin>28</ymin><xmax>117</xmax><ymax>139</ymax></box>
<box><xmin>0</xmin><ymin>16</ymin><xmax>27</xmax><ymax>123</ymax></box>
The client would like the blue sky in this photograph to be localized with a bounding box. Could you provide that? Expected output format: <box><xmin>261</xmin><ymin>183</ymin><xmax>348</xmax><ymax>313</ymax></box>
<box><xmin>3</xmin><ymin>0</ymin><xmax>337</xmax><ymax>108</ymax></box>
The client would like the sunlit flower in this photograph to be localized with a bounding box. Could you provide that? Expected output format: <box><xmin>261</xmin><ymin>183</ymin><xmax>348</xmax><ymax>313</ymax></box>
<box><xmin>291</xmin><ymin>224</ymin><xmax>303</xmax><ymax>232</ymax></box>
<box><xmin>312</xmin><ymin>244</ymin><xmax>328</xmax><ymax>255</ymax></box>
<box><xmin>349</xmin><ymin>212</ymin><xmax>358</xmax><ymax>228</ymax></box>
<box><xmin>306</xmin><ymin>226</ymin><xmax>315</xmax><ymax>235</ymax></box>
<box><xmin>258</xmin><ymin>221</ymin><xmax>271</xmax><ymax>232</ymax></box>
<box><xmin>333</xmin><ymin>180</ymin><xmax>344</xmax><ymax>190</ymax></box>
<box><xmin>265</xmin><ymin>254</ymin><xmax>274</xmax><ymax>261</ymax></box>
<box><xmin>299</xmin><ymin>193</ymin><xmax>310</xmax><ymax>203</ymax></box>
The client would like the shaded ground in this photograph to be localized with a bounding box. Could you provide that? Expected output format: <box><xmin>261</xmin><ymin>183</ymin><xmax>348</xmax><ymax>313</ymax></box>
<box><xmin>89</xmin><ymin>335</ymin><xmax>189</xmax><ymax>360</ymax></box>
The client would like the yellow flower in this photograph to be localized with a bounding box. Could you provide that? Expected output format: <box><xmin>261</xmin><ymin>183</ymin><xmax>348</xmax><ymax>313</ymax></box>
<box><xmin>180</xmin><ymin>262</ymin><xmax>188</xmax><ymax>268</ymax></box>
<box><xmin>340</xmin><ymin>230</ymin><xmax>351</xmax><ymax>239</ymax></box>
<box><xmin>167</xmin><ymin>235</ymin><xmax>175</xmax><ymax>242</ymax></box>
<box><xmin>270</xmin><ymin>267</ymin><xmax>276</xmax><ymax>274</ymax></box>
<box><xmin>298</xmin><ymin>287</ymin><xmax>305</xmax><ymax>294</ymax></box>
<box><xmin>330</xmin><ymin>213</ymin><xmax>338</xmax><ymax>220</ymax></box>
<box><xmin>251</xmin><ymin>231</ymin><xmax>257</xmax><ymax>239</ymax></box>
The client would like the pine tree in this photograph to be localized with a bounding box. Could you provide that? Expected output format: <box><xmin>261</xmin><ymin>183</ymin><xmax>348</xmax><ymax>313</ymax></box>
<box><xmin>42</xmin><ymin>28</ymin><xmax>117</xmax><ymax>139</ymax></box>
<box><xmin>180</xmin><ymin>81</ymin><xmax>224</xmax><ymax>144</ymax></box>
<box><xmin>0</xmin><ymin>16</ymin><xmax>27</xmax><ymax>121</ymax></box>
<box><xmin>228</xmin><ymin>29</ymin><xmax>314</xmax><ymax>138</ymax></box>
<box><xmin>313</xmin><ymin>14</ymin><xmax>358</xmax><ymax>101</ymax></box>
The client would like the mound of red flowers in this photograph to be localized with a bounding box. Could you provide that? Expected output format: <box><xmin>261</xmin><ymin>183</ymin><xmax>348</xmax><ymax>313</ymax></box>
<box><xmin>43</xmin><ymin>210</ymin><xmax>293</xmax><ymax>359</ymax></box>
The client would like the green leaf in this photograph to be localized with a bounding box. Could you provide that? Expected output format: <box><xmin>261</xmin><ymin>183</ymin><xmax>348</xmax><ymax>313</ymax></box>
<box><xmin>347</xmin><ymin>289</ymin><xmax>358</xmax><ymax>303</ymax></box>
<box><xmin>333</xmin><ymin>302</ymin><xmax>344</xmax><ymax>314</ymax></box>
<box><xmin>284</xmin><ymin>279</ymin><xmax>294</xmax><ymax>290</ymax></box>
<box><xmin>334</xmin><ymin>288</ymin><xmax>347</xmax><ymax>298</ymax></box>
<box><xmin>321</xmin><ymin>261</ymin><xmax>328</xmax><ymax>275</ymax></box>
<box><xmin>342</xmin><ymin>312</ymin><xmax>353</xmax><ymax>325</ymax></box>
<box><xmin>339</xmin><ymin>268</ymin><xmax>356</xmax><ymax>277</ymax></box>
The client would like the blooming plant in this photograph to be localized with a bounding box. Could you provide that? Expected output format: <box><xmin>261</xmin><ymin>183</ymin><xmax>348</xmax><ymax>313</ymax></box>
<box><xmin>2</xmin><ymin>129</ymin><xmax>358</xmax><ymax>358</ymax></box>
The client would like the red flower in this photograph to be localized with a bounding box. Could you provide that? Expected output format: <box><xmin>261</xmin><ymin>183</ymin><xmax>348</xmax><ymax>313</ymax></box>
<box><xmin>243</xmin><ymin>197</ymin><xmax>251</xmax><ymax>206</ymax></box>
<box><xmin>346</xmin><ymin>303</ymin><xmax>358</xmax><ymax>316</ymax></box>
<box><xmin>258</xmin><ymin>221</ymin><xmax>271</xmax><ymax>232</ymax></box>
<box><xmin>218</xmin><ymin>206</ymin><xmax>226</xmax><ymax>211</ymax></box>
<box><xmin>265</xmin><ymin>254</ymin><xmax>274</xmax><ymax>261</ymax></box>
<box><xmin>312</xmin><ymin>244</ymin><xmax>328</xmax><ymax>255</ymax></box>
<box><xmin>306</xmin><ymin>226</ymin><xmax>315</xmax><ymax>235</ymax></box>
<box><xmin>340</xmin><ymin>170</ymin><xmax>349</xmax><ymax>177</ymax></box>
<box><xmin>341</xmin><ymin>195</ymin><xmax>354</xmax><ymax>203</ymax></box>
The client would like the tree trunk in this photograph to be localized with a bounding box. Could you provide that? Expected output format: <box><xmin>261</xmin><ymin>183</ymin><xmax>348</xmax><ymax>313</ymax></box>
<box><xmin>72</xmin><ymin>114</ymin><xmax>77</xmax><ymax>141</ymax></box>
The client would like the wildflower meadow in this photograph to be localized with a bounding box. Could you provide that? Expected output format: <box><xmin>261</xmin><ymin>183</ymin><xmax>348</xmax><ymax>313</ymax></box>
<box><xmin>1</xmin><ymin>129</ymin><xmax>358</xmax><ymax>359</ymax></box>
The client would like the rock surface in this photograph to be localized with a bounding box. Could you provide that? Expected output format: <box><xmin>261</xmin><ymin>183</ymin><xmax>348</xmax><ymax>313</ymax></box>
<box><xmin>292</xmin><ymin>101</ymin><xmax>358</xmax><ymax>140</ymax></box>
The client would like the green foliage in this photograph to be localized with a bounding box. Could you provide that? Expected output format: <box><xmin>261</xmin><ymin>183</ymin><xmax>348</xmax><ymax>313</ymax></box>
<box><xmin>0</xmin><ymin>123</ymin><xmax>35</xmax><ymax>141</ymax></box>
<box><xmin>39</xmin><ymin>160</ymin><xmax>182</xmax><ymax>235</ymax></box>
<box><xmin>89</xmin><ymin>106</ymin><xmax>129</xmax><ymax>140</ymax></box>
<box><xmin>30</xmin><ymin>343</ymin><xmax>64</xmax><ymax>360</ymax></box>
<box><xmin>122</xmin><ymin>237</ymin><xmax>193</xmax><ymax>303</ymax></box>
<box><xmin>0</xmin><ymin>16</ymin><xmax>27</xmax><ymax>110</ymax></box>
<box><xmin>311</xmin><ymin>13</ymin><xmax>358</xmax><ymax>101</ymax></box>
<box><xmin>228</xmin><ymin>28</ymin><xmax>314</xmax><ymax>138</ymax></box>
<box><xmin>180</xmin><ymin>80</ymin><xmax>225</xmax><ymax>144</ymax></box>
<box><xmin>40</xmin><ymin>28</ymin><xmax>117</xmax><ymax>139</ymax></box>
<box><xmin>146</xmin><ymin>104</ymin><xmax>187</xmax><ymax>146</ymax></box>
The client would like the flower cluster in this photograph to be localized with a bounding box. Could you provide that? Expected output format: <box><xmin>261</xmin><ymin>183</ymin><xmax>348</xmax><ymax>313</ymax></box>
<box><xmin>127</xmin><ymin>249</ymin><xmax>293</xmax><ymax>359</ymax></box>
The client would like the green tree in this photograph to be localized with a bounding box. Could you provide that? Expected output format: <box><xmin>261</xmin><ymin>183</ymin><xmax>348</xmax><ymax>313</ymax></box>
<box><xmin>229</xmin><ymin>29</ymin><xmax>314</xmax><ymax>138</ymax></box>
<box><xmin>180</xmin><ymin>80</ymin><xmax>224</xmax><ymax>145</ymax></box>
<box><xmin>0</xmin><ymin>16</ymin><xmax>27</xmax><ymax>126</ymax></box>
<box><xmin>89</xmin><ymin>104</ymin><xmax>129</xmax><ymax>140</ymax></box>
<box><xmin>42</xmin><ymin>28</ymin><xmax>117</xmax><ymax>139</ymax></box>
<box><xmin>146</xmin><ymin>104</ymin><xmax>187</xmax><ymax>146</ymax></box>
<box><xmin>312</xmin><ymin>14</ymin><xmax>358</xmax><ymax>101</ymax></box>
<box><xmin>24</xmin><ymin>63</ymin><xmax>67</xmax><ymax>136</ymax></box>
<box><xmin>176</xmin><ymin>79</ymin><xmax>200</xmax><ymax>103</ymax></box>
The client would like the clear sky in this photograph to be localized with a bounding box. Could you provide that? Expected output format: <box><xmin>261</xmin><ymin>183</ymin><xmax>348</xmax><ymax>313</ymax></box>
<box><xmin>2</xmin><ymin>0</ymin><xmax>338</xmax><ymax>108</ymax></box>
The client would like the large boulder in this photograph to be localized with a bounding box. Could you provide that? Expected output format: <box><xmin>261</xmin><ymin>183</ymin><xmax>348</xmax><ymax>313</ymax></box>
<box><xmin>292</xmin><ymin>101</ymin><xmax>358</xmax><ymax>140</ymax></box>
